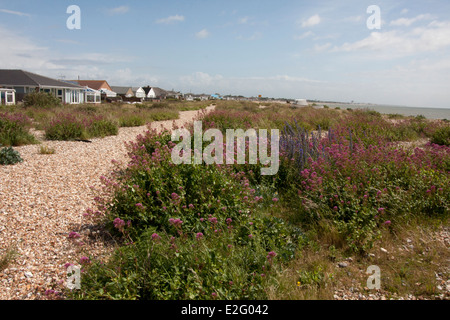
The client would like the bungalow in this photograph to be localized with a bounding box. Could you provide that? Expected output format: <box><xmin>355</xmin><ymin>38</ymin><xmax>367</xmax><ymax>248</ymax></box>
<box><xmin>63</xmin><ymin>80</ymin><xmax>101</xmax><ymax>104</ymax></box>
<box><xmin>0</xmin><ymin>88</ymin><xmax>16</xmax><ymax>105</ymax></box>
<box><xmin>166</xmin><ymin>90</ymin><xmax>182</xmax><ymax>100</ymax></box>
<box><xmin>0</xmin><ymin>69</ymin><xmax>84</xmax><ymax>104</ymax></box>
<box><xmin>197</xmin><ymin>94</ymin><xmax>210</xmax><ymax>101</ymax></box>
<box><xmin>69</xmin><ymin>80</ymin><xmax>117</xmax><ymax>98</ymax></box>
<box><xmin>132</xmin><ymin>87</ymin><xmax>146</xmax><ymax>99</ymax></box>
<box><xmin>142</xmin><ymin>86</ymin><xmax>168</xmax><ymax>100</ymax></box>
<box><xmin>110</xmin><ymin>86</ymin><xmax>134</xmax><ymax>98</ymax></box>
<box><xmin>186</xmin><ymin>93</ymin><xmax>210</xmax><ymax>101</ymax></box>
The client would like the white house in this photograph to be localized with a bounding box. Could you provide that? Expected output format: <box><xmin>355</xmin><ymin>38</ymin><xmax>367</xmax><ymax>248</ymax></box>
<box><xmin>133</xmin><ymin>87</ymin><xmax>146</xmax><ymax>99</ymax></box>
<box><xmin>84</xmin><ymin>87</ymin><xmax>102</xmax><ymax>104</ymax></box>
<box><xmin>110</xmin><ymin>86</ymin><xmax>134</xmax><ymax>98</ymax></box>
<box><xmin>143</xmin><ymin>86</ymin><xmax>168</xmax><ymax>99</ymax></box>
<box><xmin>0</xmin><ymin>69</ymin><xmax>85</xmax><ymax>104</ymax></box>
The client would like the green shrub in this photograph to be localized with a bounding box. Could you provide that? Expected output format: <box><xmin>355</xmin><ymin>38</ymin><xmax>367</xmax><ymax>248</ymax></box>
<box><xmin>0</xmin><ymin>113</ymin><xmax>38</xmax><ymax>146</ymax></box>
<box><xmin>44</xmin><ymin>114</ymin><xmax>85</xmax><ymax>141</ymax></box>
<box><xmin>44</xmin><ymin>112</ymin><xmax>118</xmax><ymax>141</ymax></box>
<box><xmin>431</xmin><ymin>126</ymin><xmax>450</xmax><ymax>146</ymax></box>
<box><xmin>137</xmin><ymin>102</ymin><xmax>170</xmax><ymax>109</ymax></box>
<box><xmin>387</xmin><ymin>113</ymin><xmax>405</xmax><ymax>119</ymax></box>
<box><xmin>68</xmin><ymin>129</ymin><xmax>304</xmax><ymax>300</ymax></box>
<box><xmin>87</xmin><ymin>119</ymin><xmax>118</xmax><ymax>138</ymax></box>
<box><xmin>23</xmin><ymin>92</ymin><xmax>61</xmax><ymax>108</ymax></box>
<box><xmin>118</xmin><ymin>114</ymin><xmax>146</xmax><ymax>127</ymax></box>
<box><xmin>415</xmin><ymin>115</ymin><xmax>427</xmax><ymax>121</ymax></box>
<box><xmin>0</xmin><ymin>145</ymin><xmax>23</xmax><ymax>165</ymax></box>
<box><xmin>148</xmin><ymin>109</ymin><xmax>179</xmax><ymax>121</ymax></box>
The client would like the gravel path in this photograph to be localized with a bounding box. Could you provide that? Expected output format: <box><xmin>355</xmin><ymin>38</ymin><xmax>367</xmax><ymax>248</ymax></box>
<box><xmin>0</xmin><ymin>106</ymin><xmax>214</xmax><ymax>300</ymax></box>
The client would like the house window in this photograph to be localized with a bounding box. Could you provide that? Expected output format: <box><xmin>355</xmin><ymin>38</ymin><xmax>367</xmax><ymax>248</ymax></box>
<box><xmin>72</xmin><ymin>90</ymin><xmax>79</xmax><ymax>104</ymax></box>
<box><xmin>6</xmin><ymin>92</ymin><xmax>14</xmax><ymax>104</ymax></box>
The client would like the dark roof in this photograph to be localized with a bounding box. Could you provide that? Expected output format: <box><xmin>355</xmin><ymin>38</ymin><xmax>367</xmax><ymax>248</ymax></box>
<box><xmin>0</xmin><ymin>69</ymin><xmax>82</xmax><ymax>89</ymax></box>
<box><xmin>142</xmin><ymin>86</ymin><xmax>151</xmax><ymax>95</ymax></box>
<box><xmin>153</xmin><ymin>87</ymin><xmax>168</xmax><ymax>97</ymax></box>
<box><xmin>110</xmin><ymin>86</ymin><xmax>133</xmax><ymax>95</ymax></box>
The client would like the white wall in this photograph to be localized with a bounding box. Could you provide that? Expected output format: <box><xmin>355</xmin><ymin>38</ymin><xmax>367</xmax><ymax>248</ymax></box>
<box><xmin>135</xmin><ymin>88</ymin><xmax>146</xmax><ymax>98</ymax></box>
<box><xmin>147</xmin><ymin>88</ymin><xmax>156</xmax><ymax>99</ymax></box>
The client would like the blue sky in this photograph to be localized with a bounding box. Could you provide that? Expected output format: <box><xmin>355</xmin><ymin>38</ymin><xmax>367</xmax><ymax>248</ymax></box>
<box><xmin>1</xmin><ymin>0</ymin><xmax>450</xmax><ymax>108</ymax></box>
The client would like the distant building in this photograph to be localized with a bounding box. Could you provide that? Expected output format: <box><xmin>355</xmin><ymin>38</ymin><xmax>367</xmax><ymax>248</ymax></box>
<box><xmin>132</xmin><ymin>87</ymin><xmax>146</xmax><ymax>99</ymax></box>
<box><xmin>111</xmin><ymin>86</ymin><xmax>134</xmax><ymax>98</ymax></box>
<box><xmin>166</xmin><ymin>90</ymin><xmax>182</xmax><ymax>100</ymax></box>
<box><xmin>0</xmin><ymin>69</ymin><xmax>84</xmax><ymax>104</ymax></box>
<box><xmin>142</xmin><ymin>86</ymin><xmax>168</xmax><ymax>100</ymax></box>
<box><xmin>292</xmin><ymin>99</ymin><xmax>309</xmax><ymax>107</ymax></box>
<box><xmin>68</xmin><ymin>79</ymin><xmax>117</xmax><ymax>98</ymax></box>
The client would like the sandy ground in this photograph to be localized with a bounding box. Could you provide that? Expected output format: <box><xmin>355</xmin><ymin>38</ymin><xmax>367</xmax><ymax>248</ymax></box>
<box><xmin>0</xmin><ymin>106</ymin><xmax>214</xmax><ymax>300</ymax></box>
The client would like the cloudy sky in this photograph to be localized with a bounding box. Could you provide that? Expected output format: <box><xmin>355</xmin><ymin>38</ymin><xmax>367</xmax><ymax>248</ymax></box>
<box><xmin>1</xmin><ymin>0</ymin><xmax>450</xmax><ymax>108</ymax></box>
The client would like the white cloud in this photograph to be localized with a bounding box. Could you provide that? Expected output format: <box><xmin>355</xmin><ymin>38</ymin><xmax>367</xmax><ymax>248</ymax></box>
<box><xmin>239</xmin><ymin>16</ymin><xmax>250</xmax><ymax>24</ymax></box>
<box><xmin>343</xmin><ymin>15</ymin><xmax>363</xmax><ymax>23</ymax></box>
<box><xmin>300</xmin><ymin>14</ymin><xmax>321</xmax><ymax>28</ymax></box>
<box><xmin>333</xmin><ymin>20</ymin><xmax>450</xmax><ymax>58</ymax></box>
<box><xmin>247</xmin><ymin>75</ymin><xmax>323</xmax><ymax>83</ymax></box>
<box><xmin>156</xmin><ymin>14</ymin><xmax>185</xmax><ymax>24</ymax></box>
<box><xmin>0</xmin><ymin>26</ymin><xmax>54</xmax><ymax>70</ymax></box>
<box><xmin>177</xmin><ymin>72</ymin><xmax>323</xmax><ymax>97</ymax></box>
<box><xmin>195</xmin><ymin>29</ymin><xmax>210</xmax><ymax>39</ymax></box>
<box><xmin>401</xmin><ymin>9</ymin><xmax>409</xmax><ymax>15</ymax></box>
<box><xmin>237</xmin><ymin>32</ymin><xmax>262</xmax><ymax>41</ymax></box>
<box><xmin>0</xmin><ymin>8</ymin><xmax>30</xmax><ymax>17</ymax></box>
<box><xmin>0</xmin><ymin>26</ymin><xmax>137</xmax><ymax>84</ymax></box>
<box><xmin>107</xmin><ymin>68</ymin><xmax>160</xmax><ymax>86</ymax></box>
<box><xmin>180</xmin><ymin>72</ymin><xmax>224</xmax><ymax>87</ymax></box>
<box><xmin>55</xmin><ymin>39</ymin><xmax>82</xmax><ymax>45</ymax></box>
<box><xmin>294</xmin><ymin>31</ymin><xmax>314</xmax><ymax>40</ymax></box>
<box><xmin>107</xmin><ymin>6</ymin><xmax>129</xmax><ymax>15</ymax></box>
<box><xmin>390</xmin><ymin>14</ymin><xmax>434</xmax><ymax>27</ymax></box>
<box><xmin>344</xmin><ymin>57</ymin><xmax>450</xmax><ymax>107</ymax></box>
<box><xmin>314</xmin><ymin>43</ymin><xmax>332</xmax><ymax>52</ymax></box>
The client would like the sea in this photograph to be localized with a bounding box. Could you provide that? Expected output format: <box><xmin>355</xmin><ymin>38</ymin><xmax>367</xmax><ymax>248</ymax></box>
<box><xmin>317</xmin><ymin>103</ymin><xmax>450</xmax><ymax>120</ymax></box>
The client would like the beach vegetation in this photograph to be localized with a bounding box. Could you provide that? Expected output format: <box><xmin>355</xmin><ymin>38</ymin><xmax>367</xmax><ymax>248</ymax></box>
<box><xmin>58</xmin><ymin>102</ymin><xmax>449</xmax><ymax>300</ymax></box>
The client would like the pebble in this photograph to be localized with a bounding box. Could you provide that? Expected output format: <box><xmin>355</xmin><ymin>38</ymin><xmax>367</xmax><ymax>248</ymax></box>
<box><xmin>0</xmin><ymin>107</ymin><xmax>215</xmax><ymax>300</ymax></box>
